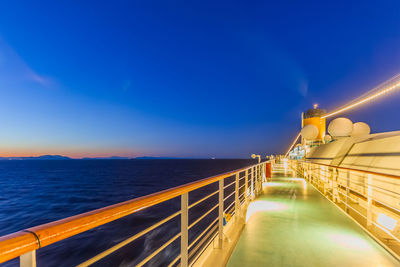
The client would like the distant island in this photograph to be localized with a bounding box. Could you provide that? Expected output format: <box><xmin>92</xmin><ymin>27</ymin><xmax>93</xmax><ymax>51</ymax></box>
<box><xmin>0</xmin><ymin>155</ymin><xmax>181</xmax><ymax>160</ymax></box>
<box><xmin>134</xmin><ymin>156</ymin><xmax>181</xmax><ymax>160</ymax></box>
<box><xmin>0</xmin><ymin>155</ymin><xmax>72</xmax><ymax>160</ymax></box>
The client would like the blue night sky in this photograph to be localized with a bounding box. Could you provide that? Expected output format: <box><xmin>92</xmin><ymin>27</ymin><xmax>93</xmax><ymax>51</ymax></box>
<box><xmin>0</xmin><ymin>1</ymin><xmax>399</xmax><ymax>158</ymax></box>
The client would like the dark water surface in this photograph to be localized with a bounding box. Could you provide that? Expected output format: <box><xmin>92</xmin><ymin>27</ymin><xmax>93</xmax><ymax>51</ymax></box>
<box><xmin>0</xmin><ymin>159</ymin><xmax>254</xmax><ymax>266</ymax></box>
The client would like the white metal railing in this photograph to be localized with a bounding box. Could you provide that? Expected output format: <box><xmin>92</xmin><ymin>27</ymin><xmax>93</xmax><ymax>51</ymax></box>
<box><xmin>290</xmin><ymin>159</ymin><xmax>400</xmax><ymax>258</ymax></box>
<box><xmin>0</xmin><ymin>161</ymin><xmax>270</xmax><ymax>267</ymax></box>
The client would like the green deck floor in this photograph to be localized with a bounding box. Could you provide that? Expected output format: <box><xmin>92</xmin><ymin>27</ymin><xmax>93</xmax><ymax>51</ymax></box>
<box><xmin>227</xmin><ymin>177</ymin><xmax>400</xmax><ymax>267</ymax></box>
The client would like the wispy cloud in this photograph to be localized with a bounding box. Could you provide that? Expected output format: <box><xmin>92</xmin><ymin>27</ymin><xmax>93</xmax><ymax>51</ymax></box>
<box><xmin>0</xmin><ymin>37</ymin><xmax>56</xmax><ymax>88</ymax></box>
<box><xmin>122</xmin><ymin>80</ymin><xmax>131</xmax><ymax>92</ymax></box>
<box><xmin>27</xmin><ymin>71</ymin><xmax>54</xmax><ymax>87</ymax></box>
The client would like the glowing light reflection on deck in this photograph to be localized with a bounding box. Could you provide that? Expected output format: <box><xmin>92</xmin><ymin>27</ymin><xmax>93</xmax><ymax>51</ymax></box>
<box><xmin>328</xmin><ymin>233</ymin><xmax>371</xmax><ymax>251</ymax></box>
<box><xmin>264</xmin><ymin>182</ymin><xmax>287</xmax><ymax>187</ymax></box>
<box><xmin>377</xmin><ymin>213</ymin><xmax>397</xmax><ymax>231</ymax></box>
<box><xmin>246</xmin><ymin>200</ymin><xmax>288</xmax><ymax>222</ymax></box>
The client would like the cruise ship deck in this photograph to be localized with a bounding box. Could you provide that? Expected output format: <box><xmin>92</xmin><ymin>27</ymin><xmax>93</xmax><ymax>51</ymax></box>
<box><xmin>227</xmin><ymin>174</ymin><xmax>399</xmax><ymax>266</ymax></box>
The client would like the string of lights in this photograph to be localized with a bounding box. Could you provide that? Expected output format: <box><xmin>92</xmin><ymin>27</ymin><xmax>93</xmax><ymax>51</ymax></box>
<box><xmin>285</xmin><ymin>132</ymin><xmax>301</xmax><ymax>157</ymax></box>
<box><xmin>285</xmin><ymin>73</ymin><xmax>400</xmax><ymax>157</ymax></box>
<box><xmin>323</xmin><ymin>74</ymin><xmax>400</xmax><ymax>118</ymax></box>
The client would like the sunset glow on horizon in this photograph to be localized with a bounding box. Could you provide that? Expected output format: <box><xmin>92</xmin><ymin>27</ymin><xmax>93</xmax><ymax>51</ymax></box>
<box><xmin>0</xmin><ymin>146</ymin><xmax>142</xmax><ymax>158</ymax></box>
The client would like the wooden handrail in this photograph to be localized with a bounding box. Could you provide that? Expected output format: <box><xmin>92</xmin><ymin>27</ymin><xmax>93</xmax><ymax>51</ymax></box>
<box><xmin>0</xmin><ymin>162</ymin><xmax>264</xmax><ymax>264</ymax></box>
<box><xmin>302</xmin><ymin>161</ymin><xmax>400</xmax><ymax>180</ymax></box>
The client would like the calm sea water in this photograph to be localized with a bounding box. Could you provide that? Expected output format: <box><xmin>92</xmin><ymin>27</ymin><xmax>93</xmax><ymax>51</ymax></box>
<box><xmin>0</xmin><ymin>159</ymin><xmax>254</xmax><ymax>266</ymax></box>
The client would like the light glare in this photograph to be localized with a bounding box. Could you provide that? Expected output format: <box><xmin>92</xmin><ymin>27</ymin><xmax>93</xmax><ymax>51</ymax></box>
<box><xmin>328</xmin><ymin>233</ymin><xmax>371</xmax><ymax>250</ymax></box>
<box><xmin>246</xmin><ymin>200</ymin><xmax>288</xmax><ymax>222</ymax></box>
<box><xmin>377</xmin><ymin>213</ymin><xmax>397</xmax><ymax>231</ymax></box>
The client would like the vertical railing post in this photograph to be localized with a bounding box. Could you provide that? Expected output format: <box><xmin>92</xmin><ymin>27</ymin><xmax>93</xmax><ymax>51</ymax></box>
<box><xmin>218</xmin><ymin>179</ymin><xmax>224</xmax><ymax>248</ymax></box>
<box><xmin>321</xmin><ymin>167</ymin><xmax>324</xmax><ymax>191</ymax></box>
<box><xmin>255</xmin><ymin>165</ymin><xmax>258</xmax><ymax>194</ymax></box>
<box><xmin>258</xmin><ymin>164</ymin><xmax>261</xmax><ymax>194</ymax></box>
<box><xmin>262</xmin><ymin>162</ymin><xmax>265</xmax><ymax>184</ymax></box>
<box><xmin>310</xmin><ymin>164</ymin><xmax>313</xmax><ymax>184</ymax></box>
<box><xmin>260</xmin><ymin>163</ymin><xmax>263</xmax><ymax>184</ymax></box>
<box><xmin>259</xmin><ymin>164</ymin><xmax>262</xmax><ymax>190</ymax></box>
<box><xmin>367</xmin><ymin>174</ymin><xmax>373</xmax><ymax>227</ymax></box>
<box><xmin>330</xmin><ymin>168</ymin><xmax>334</xmax><ymax>201</ymax></box>
<box><xmin>307</xmin><ymin>163</ymin><xmax>310</xmax><ymax>181</ymax></box>
<box><xmin>345</xmin><ymin>170</ymin><xmax>350</xmax><ymax>213</ymax></box>
<box><xmin>235</xmin><ymin>173</ymin><xmax>240</xmax><ymax>222</ymax></box>
<box><xmin>181</xmin><ymin>193</ymin><xmax>188</xmax><ymax>267</ymax></box>
<box><xmin>245</xmin><ymin>169</ymin><xmax>249</xmax><ymax>205</ymax></box>
<box><xmin>292</xmin><ymin>160</ymin><xmax>296</xmax><ymax>177</ymax></box>
<box><xmin>322</xmin><ymin>167</ymin><xmax>326</xmax><ymax>195</ymax></box>
<box><xmin>297</xmin><ymin>161</ymin><xmax>300</xmax><ymax>177</ymax></box>
<box><xmin>263</xmin><ymin>162</ymin><xmax>267</xmax><ymax>185</ymax></box>
<box><xmin>20</xmin><ymin>251</ymin><xmax>36</xmax><ymax>267</ymax></box>
<box><xmin>333</xmin><ymin>169</ymin><xmax>339</xmax><ymax>203</ymax></box>
<box><xmin>259</xmin><ymin>164</ymin><xmax>262</xmax><ymax>191</ymax></box>
<box><xmin>254</xmin><ymin>165</ymin><xmax>258</xmax><ymax>196</ymax></box>
<box><xmin>284</xmin><ymin>159</ymin><xmax>287</xmax><ymax>175</ymax></box>
<box><xmin>251</xmin><ymin>167</ymin><xmax>254</xmax><ymax>199</ymax></box>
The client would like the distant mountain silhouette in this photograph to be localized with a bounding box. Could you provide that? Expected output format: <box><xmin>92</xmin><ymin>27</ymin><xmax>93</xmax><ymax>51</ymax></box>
<box><xmin>134</xmin><ymin>156</ymin><xmax>181</xmax><ymax>159</ymax></box>
<box><xmin>81</xmin><ymin>156</ymin><xmax>131</xmax><ymax>160</ymax></box>
<box><xmin>0</xmin><ymin>155</ymin><xmax>71</xmax><ymax>160</ymax></box>
<box><xmin>0</xmin><ymin>155</ymin><xmax>181</xmax><ymax>160</ymax></box>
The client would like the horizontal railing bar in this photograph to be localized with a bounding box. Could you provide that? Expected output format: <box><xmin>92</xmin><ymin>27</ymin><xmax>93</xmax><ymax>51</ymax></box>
<box><xmin>304</xmin><ymin>163</ymin><xmax>400</xmax><ymax>245</ymax></box>
<box><xmin>223</xmin><ymin>191</ymin><xmax>235</xmax><ymax>201</ymax></box>
<box><xmin>223</xmin><ymin>181</ymin><xmax>235</xmax><ymax>189</ymax></box>
<box><xmin>224</xmin><ymin>201</ymin><xmax>235</xmax><ymax>213</ymax></box>
<box><xmin>136</xmin><ymin>233</ymin><xmax>181</xmax><ymax>267</ymax></box>
<box><xmin>168</xmin><ymin>254</ymin><xmax>180</xmax><ymax>267</ymax></box>
<box><xmin>336</xmin><ymin>182</ymin><xmax>400</xmax><ymax>215</ymax></box>
<box><xmin>188</xmin><ymin>217</ymin><xmax>218</xmax><ymax>250</ymax></box>
<box><xmin>77</xmin><ymin>210</ymin><xmax>181</xmax><ymax>266</ymax></box>
<box><xmin>348</xmin><ymin>180</ymin><xmax>400</xmax><ymax>197</ymax></box>
<box><xmin>189</xmin><ymin>190</ymin><xmax>218</xmax><ymax>209</ymax></box>
<box><xmin>305</xmin><ymin>161</ymin><xmax>400</xmax><ymax>180</ymax></box>
<box><xmin>337</xmin><ymin>190</ymin><xmax>361</xmax><ymax>204</ymax></box>
<box><xmin>301</xmin><ymin>165</ymin><xmax>400</xmax><ymax>221</ymax></box>
<box><xmin>190</xmin><ymin>227</ymin><xmax>219</xmax><ymax>267</ymax></box>
<box><xmin>189</xmin><ymin>204</ymin><xmax>219</xmax><ymax>229</ymax></box>
<box><xmin>0</xmin><ymin>161</ymin><xmax>267</xmax><ymax>263</ymax></box>
<box><xmin>336</xmin><ymin>194</ymin><xmax>367</xmax><ymax>219</ymax></box>
<box><xmin>301</xmin><ymin>161</ymin><xmax>400</xmax><ymax>241</ymax></box>
<box><xmin>373</xmin><ymin>219</ymin><xmax>400</xmax><ymax>243</ymax></box>
<box><xmin>239</xmin><ymin>183</ymin><xmax>245</xmax><ymax>191</ymax></box>
<box><xmin>374</xmin><ymin>198</ymin><xmax>400</xmax><ymax>214</ymax></box>
<box><xmin>329</xmin><ymin>174</ymin><xmax>400</xmax><ymax>205</ymax></box>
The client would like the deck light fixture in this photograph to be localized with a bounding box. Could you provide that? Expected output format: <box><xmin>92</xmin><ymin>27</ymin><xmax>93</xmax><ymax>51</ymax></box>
<box><xmin>251</xmin><ymin>154</ymin><xmax>261</xmax><ymax>163</ymax></box>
